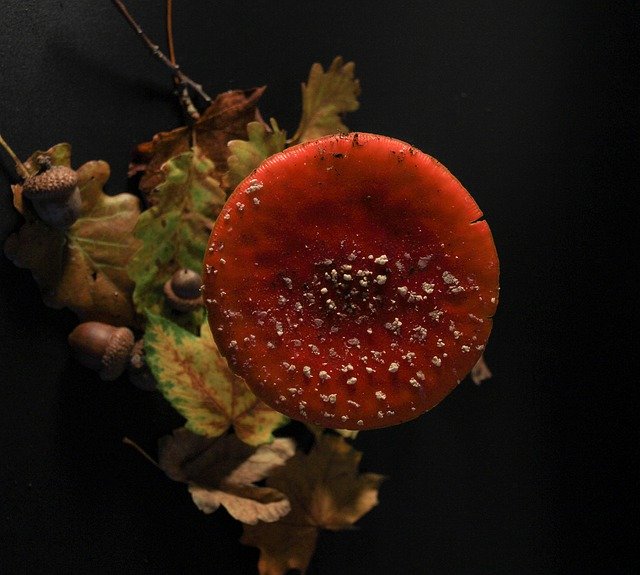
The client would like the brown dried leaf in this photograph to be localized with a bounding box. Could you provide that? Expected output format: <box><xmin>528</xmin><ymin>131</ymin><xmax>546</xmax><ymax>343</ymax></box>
<box><xmin>4</xmin><ymin>158</ymin><xmax>141</xmax><ymax>326</ymax></box>
<box><xmin>242</xmin><ymin>434</ymin><xmax>384</xmax><ymax>574</ymax></box>
<box><xmin>471</xmin><ymin>354</ymin><xmax>492</xmax><ymax>385</ymax></box>
<box><xmin>158</xmin><ymin>428</ymin><xmax>295</xmax><ymax>524</ymax></box>
<box><xmin>131</xmin><ymin>87</ymin><xmax>267</xmax><ymax>201</ymax></box>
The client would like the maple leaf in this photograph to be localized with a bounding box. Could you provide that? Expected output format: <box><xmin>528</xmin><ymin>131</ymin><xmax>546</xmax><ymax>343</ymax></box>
<box><xmin>290</xmin><ymin>56</ymin><xmax>361</xmax><ymax>145</ymax></box>
<box><xmin>127</xmin><ymin>147</ymin><xmax>225</xmax><ymax>329</ymax></box>
<box><xmin>158</xmin><ymin>428</ymin><xmax>295</xmax><ymax>524</ymax></box>
<box><xmin>144</xmin><ymin>314</ymin><xmax>288</xmax><ymax>445</ymax></box>
<box><xmin>241</xmin><ymin>433</ymin><xmax>384</xmax><ymax>574</ymax></box>
<box><xmin>223</xmin><ymin>118</ymin><xmax>287</xmax><ymax>192</ymax></box>
<box><xmin>130</xmin><ymin>87</ymin><xmax>267</xmax><ymax>202</ymax></box>
<box><xmin>4</xmin><ymin>145</ymin><xmax>141</xmax><ymax>326</ymax></box>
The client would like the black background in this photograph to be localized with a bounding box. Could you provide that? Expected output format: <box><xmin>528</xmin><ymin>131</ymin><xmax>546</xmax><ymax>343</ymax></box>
<box><xmin>1</xmin><ymin>1</ymin><xmax>637</xmax><ymax>574</ymax></box>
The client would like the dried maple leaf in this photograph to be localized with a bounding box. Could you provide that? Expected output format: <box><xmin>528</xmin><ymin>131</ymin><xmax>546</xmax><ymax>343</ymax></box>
<box><xmin>127</xmin><ymin>147</ymin><xmax>225</xmax><ymax>329</ymax></box>
<box><xmin>130</xmin><ymin>87</ymin><xmax>267</xmax><ymax>201</ymax></box>
<box><xmin>471</xmin><ymin>354</ymin><xmax>492</xmax><ymax>385</ymax></box>
<box><xmin>4</xmin><ymin>145</ymin><xmax>141</xmax><ymax>326</ymax></box>
<box><xmin>241</xmin><ymin>433</ymin><xmax>384</xmax><ymax>574</ymax></box>
<box><xmin>290</xmin><ymin>56</ymin><xmax>361</xmax><ymax>145</ymax></box>
<box><xmin>223</xmin><ymin>119</ymin><xmax>287</xmax><ymax>192</ymax></box>
<box><xmin>144</xmin><ymin>314</ymin><xmax>288</xmax><ymax>445</ymax></box>
<box><xmin>158</xmin><ymin>428</ymin><xmax>295</xmax><ymax>524</ymax></box>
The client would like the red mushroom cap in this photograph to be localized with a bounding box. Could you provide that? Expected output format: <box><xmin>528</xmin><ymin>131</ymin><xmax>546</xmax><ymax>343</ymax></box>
<box><xmin>203</xmin><ymin>132</ymin><xmax>499</xmax><ymax>430</ymax></box>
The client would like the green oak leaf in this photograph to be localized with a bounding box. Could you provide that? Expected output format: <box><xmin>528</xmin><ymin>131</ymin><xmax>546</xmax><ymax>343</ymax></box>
<box><xmin>223</xmin><ymin>119</ymin><xmax>286</xmax><ymax>192</ymax></box>
<box><xmin>127</xmin><ymin>147</ymin><xmax>225</xmax><ymax>329</ymax></box>
<box><xmin>144</xmin><ymin>313</ymin><xmax>288</xmax><ymax>445</ymax></box>
<box><xmin>4</xmin><ymin>150</ymin><xmax>141</xmax><ymax>326</ymax></box>
<box><xmin>290</xmin><ymin>56</ymin><xmax>361</xmax><ymax>145</ymax></box>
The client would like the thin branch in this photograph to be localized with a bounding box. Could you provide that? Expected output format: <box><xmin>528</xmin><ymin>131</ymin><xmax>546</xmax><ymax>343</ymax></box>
<box><xmin>0</xmin><ymin>133</ymin><xmax>30</xmax><ymax>179</ymax></box>
<box><xmin>112</xmin><ymin>0</ymin><xmax>211</xmax><ymax>109</ymax></box>
<box><xmin>166</xmin><ymin>0</ymin><xmax>176</xmax><ymax>65</ymax></box>
<box><xmin>165</xmin><ymin>0</ymin><xmax>200</xmax><ymax>120</ymax></box>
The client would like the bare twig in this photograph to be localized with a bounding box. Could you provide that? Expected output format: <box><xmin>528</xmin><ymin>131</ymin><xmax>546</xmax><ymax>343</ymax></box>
<box><xmin>112</xmin><ymin>0</ymin><xmax>211</xmax><ymax>112</ymax></box>
<box><xmin>165</xmin><ymin>0</ymin><xmax>200</xmax><ymax>120</ymax></box>
<box><xmin>0</xmin><ymin>133</ymin><xmax>30</xmax><ymax>179</ymax></box>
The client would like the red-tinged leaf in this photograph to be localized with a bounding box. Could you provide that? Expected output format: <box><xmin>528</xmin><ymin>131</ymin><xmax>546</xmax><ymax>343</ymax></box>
<box><xmin>131</xmin><ymin>87</ymin><xmax>267</xmax><ymax>202</ymax></box>
<box><xmin>144</xmin><ymin>314</ymin><xmax>288</xmax><ymax>445</ymax></box>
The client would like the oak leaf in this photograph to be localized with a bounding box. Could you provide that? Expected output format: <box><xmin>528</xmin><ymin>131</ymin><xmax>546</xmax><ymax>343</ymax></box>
<box><xmin>4</xmin><ymin>145</ymin><xmax>141</xmax><ymax>326</ymax></box>
<box><xmin>158</xmin><ymin>428</ymin><xmax>295</xmax><ymax>524</ymax></box>
<box><xmin>290</xmin><ymin>56</ymin><xmax>361</xmax><ymax>145</ymax></box>
<box><xmin>130</xmin><ymin>87</ymin><xmax>267</xmax><ymax>201</ymax></box>
<box><xmin>144</xmin><ymin>314</ymin><xmax>288</xmax><ymax>445</ymax></box>
<box><xmin>223</xmin><ymin>119</ymin><xmax>286</xmax><ymax>191</ymax></box>
<box><xmin>241</xmin><ymin>433</ymin><xmax>384</xmax><ymax>574</ymax></box>
<box><xmin>127</xmin><ymin>147</ymin><xmax>225</xmax><ymax>330</ymax></box>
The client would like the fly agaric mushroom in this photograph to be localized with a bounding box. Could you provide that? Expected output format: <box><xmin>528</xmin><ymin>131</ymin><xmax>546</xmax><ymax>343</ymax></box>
<box><xmin>203</xmin><ymin>132</ymin><xmax>499</xmax><ymax>430</ymax></box>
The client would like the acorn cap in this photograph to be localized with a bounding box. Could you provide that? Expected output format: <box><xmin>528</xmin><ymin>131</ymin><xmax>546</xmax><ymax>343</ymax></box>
<box><xmin>22</xmin><ymin>165</ymin><xmax>78</xmax><ymax>200</ymax></box>
<box><xmin>164</xmin><ymin>269</ymin><xmax>203</xmax><ymax>312</ymax></box>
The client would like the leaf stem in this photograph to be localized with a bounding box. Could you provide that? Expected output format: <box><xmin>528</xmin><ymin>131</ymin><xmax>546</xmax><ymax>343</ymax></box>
<box><xmin>111</xmin><ymin>0</ymin><xmax>211</xmax><ymax>113</ymax></box>
<box><xmin>122</xmin><ymin>436</ymin><xmax>161</xmax><ymax>469</ymax></box>
<box><xmin>0</xmin><ymin>133</ymin><xmax>29</xmax><ymax>179</ymax></box>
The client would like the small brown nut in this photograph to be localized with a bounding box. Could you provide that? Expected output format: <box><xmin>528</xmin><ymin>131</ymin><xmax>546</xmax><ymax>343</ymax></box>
<box><xmin>22</xmin><ymin>165</ymin><xmax>81</xmax><ymax>229</ymax></box>
<box><xmin>68</xmin><ymin>321</ymin><xmax>135</xmax><ymax>381</ymax></box>
<box><xmin>163</xmin><ymin>269</ymin><xmax>203</xmax><ymax>312</ymax></box>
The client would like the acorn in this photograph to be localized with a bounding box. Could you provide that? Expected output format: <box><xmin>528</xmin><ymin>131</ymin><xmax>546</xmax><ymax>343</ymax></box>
<box><xmin>22</xmin><ymin>163</ymin><xmax>81</xmax><ymax>229</ymax></box>
<box><xmin>68</xmin><ymin>321</ymin><xmax>135</xmax><ymax>381</ymax></box>
<box><xmin>163</xmin><ymin>268</ymin><xmax>203</xmax><ymax>312</ymax></box>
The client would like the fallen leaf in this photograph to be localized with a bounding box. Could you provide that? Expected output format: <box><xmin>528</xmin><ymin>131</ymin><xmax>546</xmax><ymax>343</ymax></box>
<box><xmin>158</xmin><ymin>428</ymin><xmax>255</xmax><ymax>488</ymax></box>
<box><xmin>241</xmin><ymin>433</ymin><xmax>384</xmax><ymax>574</ymax></box>
<box><xmin>4</xmin><ymin>150</ymin><xmax>141</xmax><ymax>326</ymax></box>
<box><xmin>158</xmin><ymin>428</ymin><xmax>295</xmax><ymax>524</ymax></box>
<box><xmin>144</xmin><ymin>314</ymin><xmax>288</xmax><ymax>445</ymax></box>
<box><xmin>290</xmin><ymin>56</ymin><xmax>361</xmax><ymax>145</ymax></box>
<box><xmin>471</xmin><ymin>354</ymin><xmax>492</xmax><ymax>385</ymax></box>
<box><xmin>131</xmin><ymin>87</ymin><xmax>267</xmax><ymax>202</ymax></box>
<box><xmin>223</xmin><ymin>118</ymin><xmax>286</xmax><ymax>191</ymax></box>
<box><xmin>127</xmin><ymin>146</ymin><xmax>225</xmax><ymax>329</ymax></box>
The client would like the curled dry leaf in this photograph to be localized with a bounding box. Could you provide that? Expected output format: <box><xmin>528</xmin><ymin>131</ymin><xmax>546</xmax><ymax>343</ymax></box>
<box><xmin>471</xmin><ymin>354</ymin><xmax>492</xmax><ymax>385</ymax></box>
<box><xmin>144</xmin><ymin>314</ymin><xmax>288</xmax><ymax>445</ymax></box>
<box><xmin>127</xmin><ymin>147</ymin><xmax>225</xmax><ymax>330</ymax></box>
<box><xmin>242</xmin><ymin>433</ymin><xmax>384</xmax><ymax>575</ymax></box>
<box><xmin>158</xmin><ymin>428</ymin><xmax>295</xmax><ymax>524</ymax></box>
<box><xmin>4</xmin><ymin>146</ymin><xmax>141</xmax><ymax>326</ymax></box>
<box><xmin>129</xmin><ymin>88</ymin><xmax>267</xmax><ymax>202</ymax></box>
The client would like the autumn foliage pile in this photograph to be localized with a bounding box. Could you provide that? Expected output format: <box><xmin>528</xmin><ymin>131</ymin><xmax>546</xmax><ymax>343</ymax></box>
<box><xmin>3</xmin><ymin>58</ymin><xmax>382</xmax><ymax>574</ymax></box>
